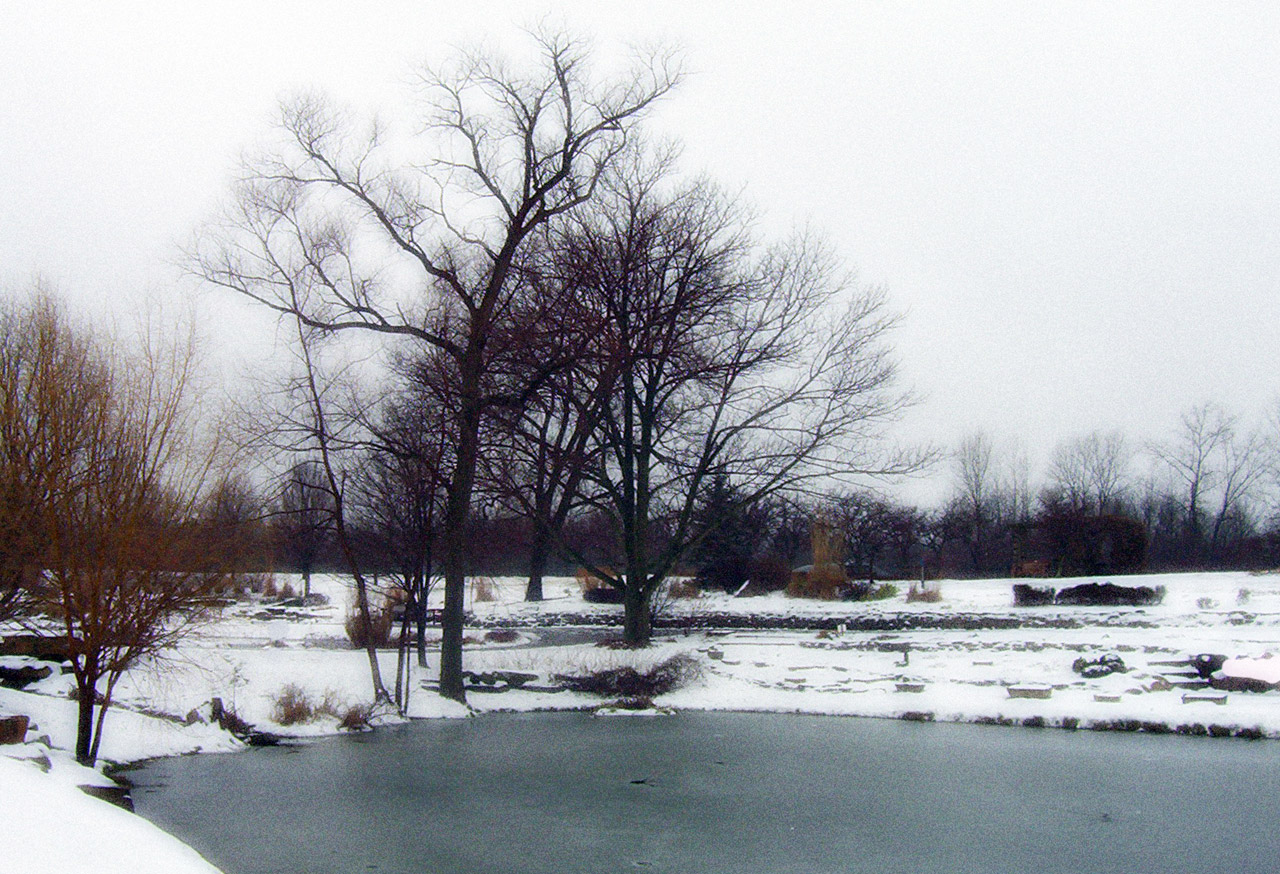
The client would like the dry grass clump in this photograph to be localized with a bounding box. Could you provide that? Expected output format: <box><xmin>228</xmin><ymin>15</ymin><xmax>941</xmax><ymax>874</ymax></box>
<box><xmin>272</xmin><ymin>683</ymin><xmax>314</xmax><ymax>725</ymax></box>
<box><xmin>345</xmin><ymin>605</ymin><xmax>394</xmax><ymax>648</ymax></box>
<box><xmin>272</xmin><ymin>684</ymin><xmax>369</xmax><ymax>729</ymax></box>
<box><xmin>338</xmin><ymin>703</ymin><xmax>373</xmax><ymax>731</ymax></box>
<box><xmin>556</xmin><ymin>654</ymin><xmax>701</xmax><ymax>697</ymax></box>
<box><xmin>906</xmin><ymin>583</ymin><xmax>943</xmax><ymax>603</ymax></box>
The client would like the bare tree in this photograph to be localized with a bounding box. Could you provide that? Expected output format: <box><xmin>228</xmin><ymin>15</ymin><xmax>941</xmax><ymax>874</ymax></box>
<box><xmin>4</xmin><ymin>295</ymin><xmax>224</xmax><ymax>764</ymax></box>
<box><xmin>550</xmin><ymin>168</ymin><xmax>918</xmax><ymax>643</ymax></box>
<box><xmin>1208</xmin><ymin>426</ymin><xmax>1269</xmax><ymax>561</ymax></box>
<box><xmin>193</xmin><ymin>32</ymin><xmax>679</xmax><ymax>700</ymax></box>
<box><xmin>350</xmin><ymin>353</ymin><xmax>453</xmax><ymax>695</ymax></box>
<box><xmin>1151</xmin><ymin>403</ymin><xmax>1235</xmax><ymax>561</ymax></box>
<box><xmin>952</xmin><ymin>432</ymin><xmax>996</xmax><ymax>572</ymax></box>
<box><xmin>1048</xmin><ymin>430</ymin><xmax>1131</xmax><ymax>515</ymax></box>
<box><xmin>278</xmin><ymin>460</ymin><xmax>331</xmax><ymax>599</ymax></box>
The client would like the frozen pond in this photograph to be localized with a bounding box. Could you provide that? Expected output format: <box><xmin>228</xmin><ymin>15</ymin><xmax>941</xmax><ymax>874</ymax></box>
<box><xmin>130</xmin><ymin>712</ymin><xmax>1279</xmax><ymax>874</ymax></box>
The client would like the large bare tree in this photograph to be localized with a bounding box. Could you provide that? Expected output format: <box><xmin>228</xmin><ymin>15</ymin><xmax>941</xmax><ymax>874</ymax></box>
<box><xmin>545</xmin><ymin>167</ymin><xmax>918</xmax><ymax>643</ymax></box>
<box><xmin>193</xmin><ymin>33</ymin><xmax>679</xmax><ymax>699</ymax></box>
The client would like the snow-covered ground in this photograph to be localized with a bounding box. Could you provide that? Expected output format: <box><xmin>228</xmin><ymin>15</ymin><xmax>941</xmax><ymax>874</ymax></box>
<box><xmin>4</xmin><ymin>568</ymin><xmax>1280</xmax><ymax>873</ymax></box>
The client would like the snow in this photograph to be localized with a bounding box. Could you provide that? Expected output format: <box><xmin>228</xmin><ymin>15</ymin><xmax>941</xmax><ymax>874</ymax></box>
<box><xmin>4</xmin><ymin>568</ymin><xmax>1280</xmax><ymax>873</ymax></box>
<box><xmin>0</xmin><ymin>756</ymin><xmax>224</xmax><ymax>874</ymax></box>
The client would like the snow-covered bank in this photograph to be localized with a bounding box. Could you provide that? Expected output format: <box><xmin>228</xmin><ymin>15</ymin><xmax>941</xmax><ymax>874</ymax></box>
<box><xmin>4</xmin><ymin>569</ymin><xmax>1280</xmax><ymax>874</ymax></box>
<box><xmin>0</xmin><ymin>756</ymin><xmax>225</xmax><ymax>874</ymax></box>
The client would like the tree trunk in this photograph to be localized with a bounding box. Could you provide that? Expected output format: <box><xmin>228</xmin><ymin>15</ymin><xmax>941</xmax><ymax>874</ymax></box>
<box><xmin>525</xmin><ymin>525</ymin><xmax>550</xmax><ymax>602</ymax></box>
<box><xmin>394</xmin><ymin>607</ymin><xmax>410</xmax><ymax>709</ymax></box>
<box><xmin>302</xmin><ymin>568</ymin><xmax>312</xmax><ymax>599</ymax></box>
<box><xmin>438</xmin><ymin>356</ymin><xmax>484</xmax><ymax>703</ymax></box>
<box><xmin>415</xmin><ymin>595</ymin><xmax>429</xmax><ymax>669</ymax></box>
<box><xmin>622</xmin><ymin>583</ymin><xmax>651</xmax><ymax>645</ymax></box>
<box><xmin>74</xmin><ymin>680</ymin><xmax>95</xmax><ymax>765</ymax></box>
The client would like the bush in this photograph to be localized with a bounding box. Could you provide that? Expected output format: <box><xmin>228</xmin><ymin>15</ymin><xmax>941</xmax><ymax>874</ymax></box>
<box><xmin>556</xmin><ymin>654</ymin><xmax>701</xmax><ymax>697</ymax></box>
<box><xmin>484</xmin><ymin>629</ymin><xmax>520</xmax><ymax>643</ymax></box>
<box><xmin>279</xmin><ymin>582</ymin><xmax>296</xmax><ymax>600</ymax></box>
<box><xmin>906</xmin><ymin>583</ymin><xmax>942</xmax><ymax>603</ymax></box>
<box><xmin>844</xmin><ymin>582</ymin><xmax>898</xmax><ymax>602</ymax></box>
<box><xmin>583</xmin><ymin>587</ymin><xmax>625</xmax><ymax>604</ymax></box>
<box><xmin>786</xmin><ymin>564</ymin><xmax>846</xmax><ymax>600</ymax></box>
<box><xmin>339</xmin><ymin>704</ymin><xmax>373</xmax><ymax>731</ymax></box>
<box><xmin>1013</xmin><ymin>583</ymin><xmax>1055</xmax><ymax>606</ymax></box>
<box><xmin>262</xmin><ymin>577</ymin><xmax>278</xmax><ymax>599</ymax></box>
<box><xmin>609</xmin><ymin>695</ymin><xmax>655</xmax><ymax>710</ymax></box>
<box><xmin>272</xmin><ymin>684</ymin><xmax>314</xmax><ymax>725</ymax></box>
<box><xmin>743</xmin><ymin>555</ymin><xmax>791</xmax><ymax>594</ymax></box>
<box><xmin>1196</xmin><ymin>596</ymin><xmax>1217</xmax><ymax>610</ymax></box>
<box><xmin>345</xmin><ymin>605</ymin><xmax>394</xmax><ymax>649</ymax></box>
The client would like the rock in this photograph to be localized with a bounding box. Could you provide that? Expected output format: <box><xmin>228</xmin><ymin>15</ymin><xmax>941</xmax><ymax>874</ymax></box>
<box><xmin>1191</xmin><ymin>653</ymin><xmax>1227</xmax><ymax>679</ymax></box>
<box><xmin>0</xmin><ymin>635</ymin><xmax>71</xmax><ymax>662</ymax></box>
<box><xmin>78</xmin><ymin>784</ymin><xmax>133</xmax><ymax>811</ymax></box>
<box><xmin>1055</xmin><ymin>582</ymin><xmax>1165</xmax><ymax>607</ymax></box>
<box><xmin>0</xmin><ymin>715</ymin><xmax>30</xmax><ymax>744</ymax></box>
<box><xmin>1072</xmin><ymin>654</ymin><xmax>1128</xmax><ymax>678</ymax></box>
<box><xmin>1013</xmin><ymin>583</ymin><xmax>1055</xmax><ymax>606</ymax></box>
<box><xmin>0</xmin><ymin>664</ymin><xmax>54</xmax><ymax>689</ymax></box>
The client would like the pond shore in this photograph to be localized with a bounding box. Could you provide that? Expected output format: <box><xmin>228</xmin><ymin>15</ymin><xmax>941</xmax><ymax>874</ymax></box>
<box><xmin>3</xmin><ymin>568</ymin><xmax>1280</xmax><ymax>874</ymax></box>
<box><xmin>3</xmin><ymin>569</ymin><xmax>1278</xmax><ymax>872</ymax></box>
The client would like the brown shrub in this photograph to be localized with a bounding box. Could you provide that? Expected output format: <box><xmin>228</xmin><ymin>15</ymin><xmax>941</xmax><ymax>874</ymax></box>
<box><xmin>279</xmin><ymin>582</ymin><xmax>297</xmax><ymax>600</ymax></box>
<box><xmin>906</xmin><ymin>583</ymin><xmax>943</xmax><ymax>603</ymax></box>
<box><xmin>262</xmin><ymin>577</ymin><xmax>278</xmax><ymax>598</ymax></box>
<box><xmin>556</xmin><ymin>654</ymin><xmax>701</xmax><ymax>697</ymax></box>
<box><xmin>470</xmin><ymin>576</ymin><xmax>497</xmax><ymax>602</ymax></box>
<box><xmin>339</xmin><ymin>704</ymin><xmax>373</xmax><ymax>731</ymax></box>
<box><xmin>272</xmin><ymin>684</ymin><xmax>313</xmax><ymax>725</ymax></box>
<box><xmin>787</xmin><ymin>563</ymin><xmax>846</xmax><ymax>600</ymax></box>
<box><xmin>345</xmin><ymin>605</ymin><xmax>394</xmax><ymax>649</ymax></box>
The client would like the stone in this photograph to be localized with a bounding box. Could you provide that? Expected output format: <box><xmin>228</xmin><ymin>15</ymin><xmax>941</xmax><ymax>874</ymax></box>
<box><xmin>0</xmin><ymin>663</ymin><xmax>54</xmax><ymax>689</ymax></box>
<box><xmin>0</xmin><ymin>714</ymin><xmax>30</xmax><ymax>744</ymax></box>
<box><xmin>1054</xmin><ymin>582</ymin><xmax>1164</xmax><ymax>607</ymax></box>
<box><xmin>1072</xmin><ymin>654</ymin><xmax>1128</xmax><ymax>678</ymax></box>
<box><xmin>1012</xmin><ymin>583</ymin><xmax>1055</xmax><ymax>606</ymax></box>
<box><xmin>1008</xmin><ymin>685</ymin><xmax>1053</xmax><ymax>699</ymax></box>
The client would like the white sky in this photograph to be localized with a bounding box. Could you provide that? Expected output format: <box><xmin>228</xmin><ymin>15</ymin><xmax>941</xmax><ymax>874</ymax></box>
<box><xmin>3</xmin><ymin>2</ymin><xmax>1278</xmax><ymax>504</ymax></box>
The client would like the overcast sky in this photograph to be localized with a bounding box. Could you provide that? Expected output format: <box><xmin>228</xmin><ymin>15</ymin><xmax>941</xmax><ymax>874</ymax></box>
<box><xmin>3</xmin><ymin>2</ymin><xmax>1278</xmax><ymax>504</ymax></box>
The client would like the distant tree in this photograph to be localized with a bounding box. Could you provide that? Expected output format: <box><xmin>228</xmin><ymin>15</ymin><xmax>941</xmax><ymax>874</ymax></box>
<box><xmin>951</xmin><ymin>432</ymin><xmax>998</xmax><ymax>573</ymax></box>
<box><xmin>828</xmin><ymin>491</ymin><xmax>898</xmax><ymax>583</ymax></box>
<box><xmin>351</xmin><ymin>356</ymin><xmax>452</xmax><ymax>689</ymax></box>
<box><xmin>482</xmin><ymin>248</ymin><xmax>611</xmax><ymax>602</ymax></box>
<box><xmin>689</xmin><ymin>475</ymin><xmax>771</xmax><ymax>593</ymax></box>
<box><xmin>1048</xmin><ymin>430</ymin><xmax>1131</xmax><ymax>516</ymax></box>
<box><xmin>1207</xmin><ymin>426</ymin><xmax>1269</xmax><ymax>562</ymax></box>
<box><xmin>1152</xmin><ymin>403</ymin><xmax>1232</xmax><ymax>558</ymax></box>
<box><xmin>199</xmin><ymin>472</ymin><xmax>271</xmax><ymax>581</ymax></box>
<box><xmin>277</xmin><ymin>460</ymin><xmax>331</xmax><ymax>599</ymax></box>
